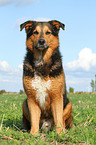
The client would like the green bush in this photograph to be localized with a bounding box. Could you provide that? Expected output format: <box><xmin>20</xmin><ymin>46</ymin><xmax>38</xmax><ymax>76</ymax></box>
<box><xmin>19</xmin><ymin>90</ymin><xmax>24</xmax><ymax>94</ymax></box>
<box><xmin>0</xmin><ymin>90</ymin><xmax>6</xmax><ymax>94</ymax></box>
<box><xmin>69</xmin><ymin>87</ymin><xmax>74</xmax><ymax>93</ymax></box>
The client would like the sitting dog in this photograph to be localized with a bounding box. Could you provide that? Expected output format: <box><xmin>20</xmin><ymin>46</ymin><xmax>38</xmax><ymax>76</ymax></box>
<box><xmin>20</xmin><ymin>20</ymin><xmax>72</xmax><ymax>135</ymax></box>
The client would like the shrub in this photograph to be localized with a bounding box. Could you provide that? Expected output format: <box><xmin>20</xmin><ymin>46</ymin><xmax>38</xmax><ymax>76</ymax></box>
<box><xmin>0</xmin><ymin>89</ymin><xmax>6</xmax><ymax>94</ymax></box>
<box><xmin>19</xmin><ymin>90</ymin><xmax>24</xmax><ymax>94</ymax></box>
<box><xmin>69</xmin><ymin>87</ymin><xmax>74</xmax><ymax>93</ymax></box>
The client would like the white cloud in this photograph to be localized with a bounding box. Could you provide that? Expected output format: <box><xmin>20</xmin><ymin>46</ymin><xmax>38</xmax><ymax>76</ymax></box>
<box><xmin>0</xmin><ymin>61</ymin><xmax>10</xmax><ymax>72</ymax></box>
<box><xmin>0</xmin><ymin>61</ymin><xmax>23</xmax><ymax>92</ymax></box>
<box><xmin>65</xmin><ymin>48</ymin><xmax>96</xmax><ymax>71</ymax></box>
<box><xmin>64</xmin><ymin>48</ymin><xmax>96</xmax><ymax>92</ymax></box>
<box><xmin>0</xmin><ymin>61</ymin><xmax>22</xmax><ymax>76</ymax></box>
<box><xmin>15</xmin><ymin>17</ymin><xmax>50</xmax><ymax>28</ymax></box>
<box><xmin>34</xmin><ymin>18</ymin><xmax>50</xmax><ymax>21</ymax></box>
<box><xmin>67</xmin><ymin>80</ymin><xmax>76</xmax><ymax>85</ymax></box>
<box><xmin>18</xmin><ymin>64</ymin><xmax>23</xmax><ymax>70</ymax></box>
<box><xmin>2</xmin><ymin>79</ymin><xmax>17</xmax><ymax>82</ymax></box>
<box><xmin>0</xmin><ymin>0</ymin><xmax>13</xmax><ymax>6</ymax></box>
<box><xmin>0</xmin><ymin>0</ymin><xmax>37</xmax><ymax>6</ymax></box>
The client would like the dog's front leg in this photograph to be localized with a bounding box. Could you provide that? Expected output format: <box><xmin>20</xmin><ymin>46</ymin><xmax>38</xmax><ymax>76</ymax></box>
<box><xmin>51</xmin><ymin>95</ymin><xmax>65</xmax><ymax>134</ymax></box>
<box><xmin>27</xmin><ymin>98</ymin><xmax>41</xmax><ymax>135</ymax></box>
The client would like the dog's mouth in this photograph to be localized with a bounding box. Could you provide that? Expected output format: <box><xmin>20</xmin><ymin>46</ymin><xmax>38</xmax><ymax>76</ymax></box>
<box><xmin>35</xmin><ymin>39</ymin><xmax>48</xmax><ymax>51</ymax></box>
<box><xmin>36</xmin><ymin>45</ymin><xmax>48</xmax><ymax>51</ymax></box>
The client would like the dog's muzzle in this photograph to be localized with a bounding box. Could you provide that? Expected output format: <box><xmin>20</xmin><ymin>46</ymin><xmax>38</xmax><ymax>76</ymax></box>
<box><xmin>35</xmin><ymin>39</ymin><xmax>48</xmax><ymax>51</ymax></box>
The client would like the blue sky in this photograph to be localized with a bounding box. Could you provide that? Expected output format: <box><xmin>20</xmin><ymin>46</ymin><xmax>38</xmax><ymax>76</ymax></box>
<box><xmin>0</xmin><ymin>0</ymin><xmax>96</xmax><ymax>92</ymax></box>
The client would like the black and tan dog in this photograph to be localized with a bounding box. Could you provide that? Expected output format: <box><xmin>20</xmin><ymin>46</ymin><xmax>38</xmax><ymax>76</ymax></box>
<box><xmin>20</xmin><ymin>20</ymin><xmax>72</xmax><ymax>135</ymax></box>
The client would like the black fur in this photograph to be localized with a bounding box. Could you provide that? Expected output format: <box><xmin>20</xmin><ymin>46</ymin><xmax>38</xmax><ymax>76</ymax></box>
<box><xmin>23</xmin><ymin>49</ymin><xmax>34</xmax><ymax>78</ymax></box>
<box><xmin>63</xmin><ymin>85</ymin><xmax>69</xmax><ymax>109</ymax></box>
<box><xmin>23</xmin><ymin>99</ymin><xmax>30</xmax><ymax>131</ymax></box>
<box><xmin>49</xmin><ymin>48</ymin><xmax>62</xmax><ymax>77</ymax></box>
<box><xmin>23</xmin><ymin>47</ymin><xmax>63</xmax><ymax>78</ymax></box>
<box><xmin>27</xmin><ymin>23</ymin><xmax>36</xmax><ymax>39</ymax></box>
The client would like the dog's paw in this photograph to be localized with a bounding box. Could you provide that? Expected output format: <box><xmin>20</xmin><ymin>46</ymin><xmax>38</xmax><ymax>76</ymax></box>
<box><xmin>30</xmin><ymin>128</ymin><xmax>39</xmax><ymax>136</ymax></box>
<box><xmin>56</xmin><ymin>127</ymin><xmax>65</xmax><ymax>134</ymax></box>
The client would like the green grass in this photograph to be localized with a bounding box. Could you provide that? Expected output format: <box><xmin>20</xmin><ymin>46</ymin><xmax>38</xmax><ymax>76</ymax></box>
<box><xmin>0</xmin><ymin>94</ymin><xmax>96</xmax><ymax>144</ymax></box>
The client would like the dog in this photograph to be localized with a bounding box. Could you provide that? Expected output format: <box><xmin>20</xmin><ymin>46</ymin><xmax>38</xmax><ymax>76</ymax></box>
<box><xmin>20</xmin><ymin>20</ymin><xmax>72</xmax><ymax>135</ymax></box>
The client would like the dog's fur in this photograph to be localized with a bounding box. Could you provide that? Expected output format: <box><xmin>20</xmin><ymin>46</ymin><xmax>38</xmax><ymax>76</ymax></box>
<box><xmin>20</xmin><ymin>20</ymin><xmax>72</xmax><ymax>135</ymax></box>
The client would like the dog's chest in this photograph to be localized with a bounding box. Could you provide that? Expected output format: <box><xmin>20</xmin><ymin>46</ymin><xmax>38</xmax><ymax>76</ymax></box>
<box><xmin>32</xmin><ymin>74</ymin><xmax>51</xmax><ymax>108</ymax></box>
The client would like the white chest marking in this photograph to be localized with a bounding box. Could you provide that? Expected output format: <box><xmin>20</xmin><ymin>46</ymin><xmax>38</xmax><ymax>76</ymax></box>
<box><xmin>32</xmin><ymin>75</ymin><xmax>51</xmax><ymax>108</ymax></box>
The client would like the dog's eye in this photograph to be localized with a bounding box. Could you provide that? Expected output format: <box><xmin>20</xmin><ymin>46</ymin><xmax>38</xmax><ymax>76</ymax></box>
<box><xmin>33</xmin><ymin>30</ymin><xmax>39</xmax><ymax>35</ymax></box>
<box><xmin>46</xmin><ymin>31</ymin><xmax>51</xmax><ymax>35</ymax></box>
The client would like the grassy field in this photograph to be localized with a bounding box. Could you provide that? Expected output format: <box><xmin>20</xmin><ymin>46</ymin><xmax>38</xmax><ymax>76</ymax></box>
<box><xmin>0</xmin><ymin>93</ymin><xmax>96</xmax><ymax>145</ymax></box>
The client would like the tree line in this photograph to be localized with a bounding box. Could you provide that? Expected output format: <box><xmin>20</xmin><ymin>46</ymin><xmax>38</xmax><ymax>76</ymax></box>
<box><xmin>0</xmin><ymin>90</ymin><xmax>24</xmax><ymax>94</ymax></box>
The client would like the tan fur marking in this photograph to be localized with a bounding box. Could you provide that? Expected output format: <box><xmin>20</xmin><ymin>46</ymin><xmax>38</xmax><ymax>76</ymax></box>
<box><xmin>49</xmin><ymin>72</ymin><xmax>65</xmax><ymax>133</ymax></box>
<box><xmin>63</xmin><ymin>101</ymin><xmax>72</xmax><ymax>120</ymax></box>
<box><xmin>28</xmin><ymin>98</ymin><xmax>41</xmax><ymax>135</ymax></box>
<box><xmin>63</xmin><ymin>101</ymin><xmax>72</xmax><ymax>128</ymax></box>
<box><xmin>26</xmin><ymin>38</ymin><xmax>33</xmax><ymax>51</ymax></box>
<box><xmin>49</xmin><ymin>71</ymin><xmax>65</xmax><ymax>97</ymax></box>
<box><xmin>52</xmin><ymin>21</ymin><xmax>60</xmax><ymax>30</ymax></box>
<box><xmin>25</xmin><ymin>23</ymin><xmax>32</xmax><ymax>30</ymax></box>
<box><xmin>43</xmin><ymin>26</ymin><xmax>51</xmax><ymax>33</ymax></box>
<box><xmin>43</xmin><ymin>48</ymin><xmax>53</xmax><ymax>63</ymax></box>
<box><xmin>33</xmin><ymin>25</ymin><xmax>41</xmax><ymax>33</ymax></box>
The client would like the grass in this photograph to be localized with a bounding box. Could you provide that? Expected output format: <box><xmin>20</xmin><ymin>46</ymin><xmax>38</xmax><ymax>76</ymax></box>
<box><xmin>0</xmin><ymin>93</ymin><xmax>96</xmax><ymax>144</ymax></box>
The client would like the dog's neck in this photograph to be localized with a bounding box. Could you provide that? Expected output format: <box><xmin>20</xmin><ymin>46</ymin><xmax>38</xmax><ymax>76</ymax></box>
<box><xmin>25</xmin><ymin>47</ymin><xmax>62</xmax><ymax>77</ymax></box>
<box><xmin>35</xmin><ymin>51</ymin><xmax>44</xmax><ymax>67</ymax></box>
<box><xmin>26</xmin><ymin>47</ymin><xmax>60</xmax><ymax>67</ymax></box>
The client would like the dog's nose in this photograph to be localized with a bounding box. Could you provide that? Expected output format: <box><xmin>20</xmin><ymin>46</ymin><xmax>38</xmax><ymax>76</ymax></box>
<box><xmin>38</xmin><ymin>39</ymin><xmax>45</xmax><ymax>45</ymax></box>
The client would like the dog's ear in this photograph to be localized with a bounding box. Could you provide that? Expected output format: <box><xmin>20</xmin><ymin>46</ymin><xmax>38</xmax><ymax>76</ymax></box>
<box><xmin>20</xmin><ymin>20</ymin><xmax>36</xmax><ymax>33</ymax></box>
<box><xmin>48</xmin><ymin>20</ymin><xmax>65</xmax><ymax>31</ymax></box>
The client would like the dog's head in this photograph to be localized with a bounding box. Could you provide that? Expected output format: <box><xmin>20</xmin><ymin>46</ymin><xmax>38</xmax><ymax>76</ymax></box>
<box><xmin>20</xmin><ymin>20</ymin><xmax>65</xmax><ymax>50</ymax></box>
<box><xmin>20</xmin><ymin>20</ymin><xmax>65</xmax><ymax>64</ymax></box>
